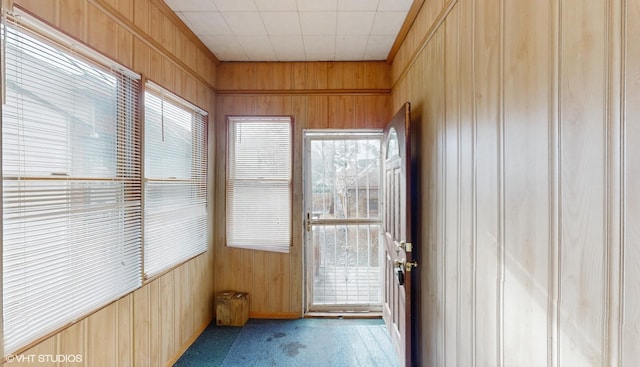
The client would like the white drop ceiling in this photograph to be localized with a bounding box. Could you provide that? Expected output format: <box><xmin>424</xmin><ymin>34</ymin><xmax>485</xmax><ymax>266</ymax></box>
<box><xmin>164</xmin><ymin>0</ymin><xmax>415</xmax><ymax>62</ymax></box>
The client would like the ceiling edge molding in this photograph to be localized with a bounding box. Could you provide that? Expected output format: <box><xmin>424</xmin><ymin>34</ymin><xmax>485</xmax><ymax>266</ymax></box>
<box><xmin>386</xmin><ymin>0</ymin><xmax>426</xmax><ymax>64</ymax></box>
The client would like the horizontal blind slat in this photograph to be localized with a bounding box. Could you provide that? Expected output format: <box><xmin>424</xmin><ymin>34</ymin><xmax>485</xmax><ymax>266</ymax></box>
<box><xmin>143</xmin><ymin>86</ymin><xmax>208</xmax><ymax>277</ymax></box>
<box><xmin>2</xmin><ymin>22</ymin><xmax>142</xmax><ymax>355</ymax></box>
<box><xmin>226</xmin><ymin>117</ymin><xmax>292</xmax><ymax>252</ymax></box>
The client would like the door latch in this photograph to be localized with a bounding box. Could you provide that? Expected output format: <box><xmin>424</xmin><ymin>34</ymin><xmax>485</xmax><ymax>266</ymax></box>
<box><xmin>306</xmin><ymin>212</ymin><xmax>311</xmax><ymax>232</ymax></box>
<box><xmin>394</xmin><ymin>259</ymin><xmax>419</xmax><ymax>272</ymax></box>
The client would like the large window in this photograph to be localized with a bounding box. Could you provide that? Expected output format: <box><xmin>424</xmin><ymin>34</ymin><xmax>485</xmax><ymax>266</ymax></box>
<box><xmin>143</xmin><ymin>83</ymin><xmax>208</xmax><ymax>277</ymax></box>
<box><xmin>226</xmin><ymin>116</ymin><xmax>292</xmax><ymax>253</ymax></box>
<box><xmin>1</xmin><ymin>14</ymin><xmax>209</xmax><ymax>356</ymax></box>
<box><xmin>2</xmin><ymin>20</ymin><xmax>141</xmax><ymax>354</ymax></box>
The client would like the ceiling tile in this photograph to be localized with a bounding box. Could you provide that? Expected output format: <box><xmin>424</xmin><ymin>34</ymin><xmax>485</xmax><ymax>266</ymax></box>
<box><xmin>299</xmin><ymin>12</ymin><xmax>337</xmax><ymax>35</ymax></box>
<box><xmin>164</xmin><ymin>0</ymin><xmax>218</xmax><ymax>12</ymax></box>
<box><xmin>303</xmin><ymin>35</ymin><xmax>335</xmax><ymax>60</ymax></box>
<box><xmin>297</xmin><ymin>0</ymin><xmax>338</xmax><ymax>11</ymax></box>
<box><xmin>370</xmin><ymin>11</ymin><xmax>406</xmax><ymax>35</ymax></box>
<box><xmin>200</xmin><ymin>35</ymin><xmax>249</xmax><ymax>61</ymax></box>
<box><xmin>254</xmin><ymin>0</ymin><xmax>298</xmax><ymax>11</ymax></box>
<box><xmin>378</xmin><ymin>0</ymin><xmax>413</xmax><ymax>11</ymax></box>
<box><xmin>270</xmin><ymin>35</ymin><xmax>305</xmax><ymax>61</ymax></box>
<box><xmin>212</xmin><ymin>0</ymin><xmax>257</xmax><ymax>12</ymax></box>
<box><xmin>180</xmin><ymin>12</ymin><xmax>232</xmax><ymax>36</ymax></box>
<box><xmin>337</xmin><ymin>0</ymin><xmax>379</xmax><ymax>11</ymax></box>
<box><xmin>335</xmin><ymin>35</ymin><xmax>367</xmax><ymax>60</ymax></box>
<box><xmin>337</xmin><ymin>12</ymin><xmax>375</xmax><ymax>35</ymax></box>
<box><xmin>261</xmin><ymin>12</ymin><xmax>302</xmax><ymax>35</ymax></box>
<box><xmin>364</xmin><ymin>35</ymin><xmax>394</xmax><ymax>59</ymax></box>
<box><xmin>223</xmin><ymin>12</ymin><xmax>268</xmax><ymax>36</ymax></box>
<box><xmin>167</xmin><ymin>0</ymin><xmax>416</xmax><ymax>61</ymax></box>
<box><xmin>237</xmin><ymin>36</ymin><xmax>277</xmax><ymax>60</ymax></box>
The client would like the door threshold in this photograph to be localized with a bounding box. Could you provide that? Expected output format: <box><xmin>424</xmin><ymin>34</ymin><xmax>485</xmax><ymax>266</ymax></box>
<box><xmin>304</xmin><ymin>311</ymin><xmax>382</xmax><ymax>319</ymax></box>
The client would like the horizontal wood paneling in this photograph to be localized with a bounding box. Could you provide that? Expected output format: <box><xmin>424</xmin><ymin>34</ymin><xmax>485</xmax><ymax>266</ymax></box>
<box><xmin>3</xmin><ymin>0</ymin><xmax>217</xmax><ymax>366</ymax></box>
<box><xmin>216</xmin><ymin>61</ymin><xmax>391</xmax><ymax>92</ymax></box>
<box><xmin>392</xmin><ymin>0</ymin><xmax>638</xmax><ymax>365</ymax></box>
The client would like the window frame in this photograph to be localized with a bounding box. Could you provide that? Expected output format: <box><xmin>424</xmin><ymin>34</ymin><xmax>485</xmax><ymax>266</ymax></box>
<box><xmin>1</xmin><ymin>11</ymin><xmax>143</xmax><ymax>355</ymax></box>
<box><xmin>225</xmin><ymin>115</ymin><xmax>294</xmax><ymax>253</ymax></box>
<box><xmin>142</xmin><ymin>81</ymin><xmax>209</xmax><ymax>279</ymax></box>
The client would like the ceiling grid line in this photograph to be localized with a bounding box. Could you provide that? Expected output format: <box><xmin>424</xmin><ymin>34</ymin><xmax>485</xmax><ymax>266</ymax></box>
<box><xmin>164</xmin><ymin>0</ymin><xmax>414</xmax><ymax>61</ymax></box>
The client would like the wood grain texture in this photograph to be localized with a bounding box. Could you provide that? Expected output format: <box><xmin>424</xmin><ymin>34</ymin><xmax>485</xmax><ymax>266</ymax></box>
<box><xmin>623</xmin><ymin>0</ymin><xmax>640</xmax><ymax>365</ymax></box>
<box><xmin>214</xmin><ymin>62</ymin><xmax>391</xmax><ymax>316</ymax></box>
<box><xmin>4</xmin><ymin>0</ymin><xmax>217</xmax><ymax>366</ymax></box>
<box><xmin>559</xmin><ymin>0</ymin><xmax>608</xmax><ymax>365</ymax></box>
<box><xmin>391</xmin><ymin>0</ymin><xmax>634</xmax><ymax>365</ymax></box>
<box><xmin>503</xmin><ymin>0</ymin><xmax>552</xmax><ymax>365</ymax></box>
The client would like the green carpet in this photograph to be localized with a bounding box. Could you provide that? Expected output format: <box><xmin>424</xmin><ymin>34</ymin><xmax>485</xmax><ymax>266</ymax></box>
<box><xmin>174</xmin><ymin>318</ymin><xmax>400</xmax><ymax>367</ymax></box>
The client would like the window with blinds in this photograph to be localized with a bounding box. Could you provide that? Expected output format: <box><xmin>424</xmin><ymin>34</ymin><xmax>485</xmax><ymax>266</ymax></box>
<box><xmin>143</xmin><ymin>83</ymin><xmax>208</xmax><ymax>277</ymax></box>
<box><xmin>1</xmin><ymin>19</ymin><xmax>142</xmax><ymax>354</ymax></box>
<box><xmin>226</xmin><ymin>116</ymin><xmax>292</xmax><ymax>253</ymax></box>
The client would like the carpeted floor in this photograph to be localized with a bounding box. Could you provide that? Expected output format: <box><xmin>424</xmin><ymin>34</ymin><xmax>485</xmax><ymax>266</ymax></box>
<box><xmin>174</xmin><ymin>318</ymin><xmax>400</xmax><ymax>367</ymax></box>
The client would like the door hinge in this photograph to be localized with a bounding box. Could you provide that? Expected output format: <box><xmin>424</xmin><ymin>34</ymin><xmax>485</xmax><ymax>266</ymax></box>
<box><xmin>396</xmin><ymin>241</ymin><xmax>412</xmax><ymax>252</ymax></box>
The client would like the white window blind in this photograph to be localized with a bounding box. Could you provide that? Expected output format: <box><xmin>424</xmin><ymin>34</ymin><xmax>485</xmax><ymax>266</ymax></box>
<box><xmin>143</xmin><ymin>83</ymin><xmax>208</xmax><ymax>277</ymax></box>
<box><xmin>2</xmin><ymin>18</ymin><xmax>142</xmax><ymax>355</ymax></box>
<box><xmin>226</xmin><ymin>116</ymin><xmax>292</xmax><ymax>253</ymax></box>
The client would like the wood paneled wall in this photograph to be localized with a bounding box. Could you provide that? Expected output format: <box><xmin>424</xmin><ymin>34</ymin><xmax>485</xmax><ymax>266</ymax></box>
<box><xmin>3</xmin><ymin>0</ymin><xmax>217</xmax><ymax>366</ymax></box>
<box><xmin>214</xmin><ymin>62</ymin><xmax>391</xmax><ymax>317</ymax></box>
<box><xmin>392</xmin><ymin>0</ymin><xmax>640</xmax><ymax>365</ymax></box>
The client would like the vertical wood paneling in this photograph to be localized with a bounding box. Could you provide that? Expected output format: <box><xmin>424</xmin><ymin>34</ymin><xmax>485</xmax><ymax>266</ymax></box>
<box><xmin>559</xmin><ymin>0</ymin><xmax>608</xmax><ymax>365</ymax></box>
<box><xmin>117</xmin><ymin>294</ymin><xmax>133</xmax><ymax>367</ymax></box>
<box><xmin>147</xmin><ymin>279</ymin><xmax>161</xmax><ymax>367</ymax></box>
<box><xmin>444</xmin><ymin>14</ymin><xmax>460</xmax><ymax>363</ymax></box>
<box><xmin>58</xmin><ymin>0</ymin><xmax>87</xmax><ymax>42</ymax></box>
<box><xmin>453</xmin><ymin>0</ymin><xmax>474</xmax><ymax>364</ymax></box>
<box><xmin>132</xmin><ymin>286</ymin><xmax>150</xmax><ymax>367</ymax></box>
<box><xmin>157</xmin><ymin>274</ymin><xmax>173</xmax><ymax>366</ymax></box>
<box><xmin>8</xmin><ymin>336</ymin><xmax>56</xmax><ymax>367</ymax></box>
<box><xmin>87</xmin><ymin>3</ymin><xmax>116</xmax><ymax>58</ymax></box>
<box><xmin>58</xmin><ymin>321</ymin><xmax>85</xmax><ymax>367</ymax></box>
<box><xmin>214</xmin><ymin>62</ymin><xmax>391</xmax><ymax>317</ymax></box>
<box><xmin>502</xmin><ymin>0</ymin><xmax>551</xmax><ymax>365</ymax></box>
<box><xmin>86</xmin><ymin>303</ymin><xmax>117</xmax><ymax>366</ymax></box>
<box><xmin>472</xmin><ymin>0</ymin><xmax>500</xmax><ymax>364</ymax></box>
<box><xmin>391</xmin><ymin>0</ymin><xmax>635</xmax><ymax>365</ymax></box>
<box><xmin>623</xmin><ymin>0</ymin><xmax>640</xmax><ymax>364</ymax></box>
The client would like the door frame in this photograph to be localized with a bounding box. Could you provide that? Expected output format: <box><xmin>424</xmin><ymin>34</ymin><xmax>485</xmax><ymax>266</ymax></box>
<box><xmin>302</xmin><ymin>129</ymin><xmax>384</xmax><ymax>314</ymax></box>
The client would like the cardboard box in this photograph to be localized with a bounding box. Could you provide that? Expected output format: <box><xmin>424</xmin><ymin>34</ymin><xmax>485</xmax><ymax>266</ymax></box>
<box><xmin>216</xmin><ymin>291</ymin><xmax>249</xmax><ymax>326</ymax></box>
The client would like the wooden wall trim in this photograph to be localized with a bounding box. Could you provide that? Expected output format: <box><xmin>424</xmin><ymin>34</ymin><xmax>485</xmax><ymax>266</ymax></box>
<box><xmin>392</xmin><ymin>0</ymin><xmax>458</xmax><ymax>90</ymax></box>
<box><xmin>386</xmin><ymin>0</ymin><xmax>425</xmax><ymax>64</ymax></box>
<box><xmin>88</xmin><ymin>0</ymin><xmax>215</xmax><ymax>90</ymax></box>
<box><xmin>148</xmin><ymin>0</ymin><xmax>219</xmax><ymax>65</ymax></box>
<box><xmin>249</xmin><ymin>312</ymin><xmax>300</xmax><ymax>319</ymax></box>
<box><xmin>548</xmin><ymin>0</ymin><xmax>561</xmax><ymax>365</ymax></box>
<box><xmin>605</xmin><ymin>0</ymin><xmax>624</xmax><ymax>364</ymax></box>
<box><xmin>164</xmin><ymin>316</ymin><xmax>214</xmax><ymax>367</ymax></box>
<box><xmin>216</xmin><ymin>89</ymin><xmax>391</xmax><ymax>96</ymax></box>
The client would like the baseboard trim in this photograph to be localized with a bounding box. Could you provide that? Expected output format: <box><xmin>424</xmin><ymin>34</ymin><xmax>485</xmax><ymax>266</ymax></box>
<box><xmin>249</xmin><ymin>311</ymin><xmax>301</xmax><ymax>319</ymax></box>
<box><xmin>164</xmin><ymin>316</ymin><xmax>214</xmax><ymax>367</ymax></box>
<box><xmin>304</xmin><ymin>312</ymin><xmax>382</xmax><ymax>319</ymax></box>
